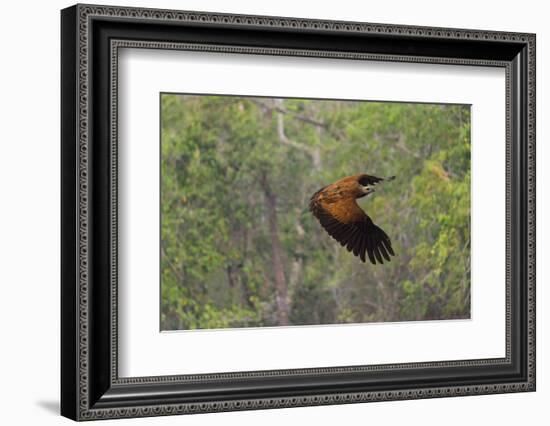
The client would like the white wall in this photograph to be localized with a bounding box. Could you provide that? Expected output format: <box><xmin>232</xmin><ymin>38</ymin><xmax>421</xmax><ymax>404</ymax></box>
<box><xmin>0</xmin><ymin>0</ymin><xmax>546</xmax><ymax>424</ymax></box>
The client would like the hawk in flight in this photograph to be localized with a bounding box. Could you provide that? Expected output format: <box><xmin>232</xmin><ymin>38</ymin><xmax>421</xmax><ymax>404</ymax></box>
<box><xmin>309</xmin><ymin>174</ymin><xmax>395</xmax><ymax>265</ymax></box>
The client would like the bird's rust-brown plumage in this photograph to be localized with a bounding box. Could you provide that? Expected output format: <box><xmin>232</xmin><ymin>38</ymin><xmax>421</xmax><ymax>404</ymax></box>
<box><xmin>309</xmin><ymin>174</ymin><xmax>395</xmax><ymax>265</ymax></box>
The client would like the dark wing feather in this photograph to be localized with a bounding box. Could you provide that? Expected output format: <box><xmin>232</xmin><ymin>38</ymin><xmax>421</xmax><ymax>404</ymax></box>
<box><xmin>309</xmin><ymin>192</ymin><xmax>395</xmax><ymax>265</ymax></box>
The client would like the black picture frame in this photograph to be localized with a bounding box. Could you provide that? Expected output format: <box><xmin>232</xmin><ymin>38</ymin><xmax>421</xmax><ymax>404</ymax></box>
<box><xmin>61</xmin><ymin>3</ymin><xmax>536</xmax><ymax>421</ymax></box>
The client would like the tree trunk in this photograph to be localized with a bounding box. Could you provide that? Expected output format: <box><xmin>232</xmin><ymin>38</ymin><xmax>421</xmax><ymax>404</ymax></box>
<box><xmin>288</xmin><ymin>207</ymin><xmax>304</xmax><ymax>300</ymax></box>
<box><xmin>262</xmin><ymin>177</ymin><xmax>290</xmax><ymax>326</ymax></box>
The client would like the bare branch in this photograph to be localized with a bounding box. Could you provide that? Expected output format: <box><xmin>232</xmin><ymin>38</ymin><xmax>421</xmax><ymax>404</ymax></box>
<box><xmin>272</xmin><ymin>99</ymin><xmax>322</xmax><ymax>169</ymax></box>
<box><xmin>250</xmin><ymin>98</ymin><xmax>327</xmax><ymax>128</ymax></box>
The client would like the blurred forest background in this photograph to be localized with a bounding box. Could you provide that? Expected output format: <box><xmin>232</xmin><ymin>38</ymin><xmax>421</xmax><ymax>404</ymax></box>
<box><xmin>160</xmin><ymin>94</ymin><xmax>471</xmax><ymax>331</ymax></box>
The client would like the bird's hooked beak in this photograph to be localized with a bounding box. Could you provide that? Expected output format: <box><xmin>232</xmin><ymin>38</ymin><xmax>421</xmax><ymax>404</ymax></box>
<box><xmin>363</xmin><ymin>186</ymin><xmax>375</xmax><ymax>195</ymax></box>
<box><xmin>360</xmin><ymin>186</ymin><xmax>375</xmax><ymax>196</ymax></box>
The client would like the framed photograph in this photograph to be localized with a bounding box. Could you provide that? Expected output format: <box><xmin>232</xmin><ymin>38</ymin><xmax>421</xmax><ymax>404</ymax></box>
<box><xmin>61</xmin><ymin>4</ymin><xmax>536</xmax><ymax>421</ymax></box>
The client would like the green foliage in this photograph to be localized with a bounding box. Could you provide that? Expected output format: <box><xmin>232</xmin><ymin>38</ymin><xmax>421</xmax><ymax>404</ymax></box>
<box><xmin>160</xmin><ymin>94</ymin><xmax>471</xmax><ymax>330</ymax></box>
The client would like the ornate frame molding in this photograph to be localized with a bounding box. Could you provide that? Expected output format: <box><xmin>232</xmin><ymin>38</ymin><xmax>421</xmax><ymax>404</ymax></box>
<box><xmin>61</xmin><ymin>4</ymin><xmax>535</xmax><ymax>421</ymax></box>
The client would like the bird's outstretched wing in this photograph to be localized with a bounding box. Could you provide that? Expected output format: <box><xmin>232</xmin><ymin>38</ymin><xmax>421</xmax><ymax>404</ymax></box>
<box><xmin>309</xmin><ymin>189</ymin><xmax>395</xmax><ymax>264</ymax></box>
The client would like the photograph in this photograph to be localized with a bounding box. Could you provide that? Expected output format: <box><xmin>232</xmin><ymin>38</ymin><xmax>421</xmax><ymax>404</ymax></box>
<box><xmin>160</xmin><ymin>94</ymin><xmax>472</xmax><ymax>331</ymax></box>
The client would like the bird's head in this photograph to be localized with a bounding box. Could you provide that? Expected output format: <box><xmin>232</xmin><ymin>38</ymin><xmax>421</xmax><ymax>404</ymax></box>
<box><xmin>356</xmin><ymin>175</ymin><xmax>376</xmax><ymax>197</ymax></box>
